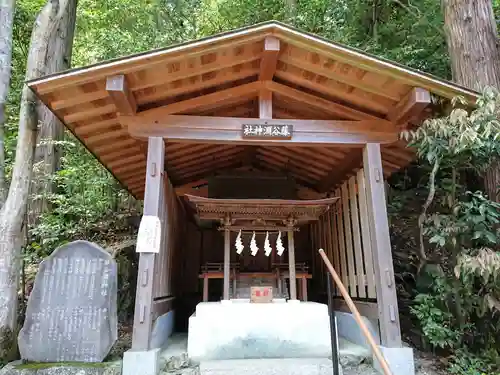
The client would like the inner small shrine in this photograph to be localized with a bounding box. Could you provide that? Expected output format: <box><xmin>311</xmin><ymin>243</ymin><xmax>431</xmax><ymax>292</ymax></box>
<box><xmin>186</xmin><ymin>194</ymin><xmax>338</xmax><ymax>302</ymax></box>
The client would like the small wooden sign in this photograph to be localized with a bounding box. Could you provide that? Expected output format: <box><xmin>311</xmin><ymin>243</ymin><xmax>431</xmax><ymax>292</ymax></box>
<box><xmin>250</xmin><ymin>286</ymin><xmax>273</xmax><ymax>303</ymax></box>
<box><xmin>242</xmin><ymin>124</ymin><xmax>293</xmax><ymax>139</ymax></box>
<box><xmin>136</xmin><ymin>215</ymin><xmax>161</xmax><ymax>253</ymax></box>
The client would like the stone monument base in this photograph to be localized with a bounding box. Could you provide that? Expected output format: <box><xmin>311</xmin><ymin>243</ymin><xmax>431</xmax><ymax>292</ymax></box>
<box><xmin>122</xmin><ymin>348</ymin><xmax>160</xmax><ymax>375</ymax></box>
<box><xmin>373</xmin><ymin>346</ymin><xmax>415</xmax><ymax>375</ymax></box>
<box><xmin>188</xmin><ymin>301</ymin><xmax>332</xmax><ymax>361</ymax></box>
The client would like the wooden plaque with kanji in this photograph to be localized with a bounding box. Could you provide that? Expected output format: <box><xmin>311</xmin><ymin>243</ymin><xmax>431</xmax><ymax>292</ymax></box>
<box><xmin>250</xmin><ymin>286</ymin><xmax>273</xmax><ymax>303</ymax></box>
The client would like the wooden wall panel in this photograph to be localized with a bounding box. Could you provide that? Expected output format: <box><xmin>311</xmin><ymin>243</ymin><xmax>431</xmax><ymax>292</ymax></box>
<box><xmin>313</xmin><ymin>174</ymin><xmax>377</xmax><ymax>301</ymax></box>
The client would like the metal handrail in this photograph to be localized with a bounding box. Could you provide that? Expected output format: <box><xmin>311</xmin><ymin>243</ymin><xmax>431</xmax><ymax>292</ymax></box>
<box><xmin>318</xmin><ymin>249</ymin><xmax>393</xmax><ymax>375</ymax></box>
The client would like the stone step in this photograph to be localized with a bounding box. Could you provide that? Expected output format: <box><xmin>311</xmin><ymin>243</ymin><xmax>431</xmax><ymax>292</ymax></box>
<box><xmin>199</xmin><ymin>358</ymin><xmax>342</xmax><ymax>375</ymax></box>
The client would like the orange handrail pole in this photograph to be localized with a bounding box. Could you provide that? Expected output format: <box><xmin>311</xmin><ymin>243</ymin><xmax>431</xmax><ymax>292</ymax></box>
<box><xmin>318</xmin><ymin>248</ymin><xmax>393</xmax><ymax>375</ymax></box>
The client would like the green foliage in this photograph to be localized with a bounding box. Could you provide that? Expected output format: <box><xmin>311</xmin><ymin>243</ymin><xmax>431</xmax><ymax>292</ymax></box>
<box><xmin>449</xmin><ymin>349</ymin><xmax>500</xmax><ymax>375</ymax></box>
<box><xmin>411</xmin><ymin>280</ymin><xmax>462</xmax><ymax>349</ymax></box>
<box><xmin>407</xmin><ymin>91</ymin><xmax>500</xmax><ymax>374</ymax></box>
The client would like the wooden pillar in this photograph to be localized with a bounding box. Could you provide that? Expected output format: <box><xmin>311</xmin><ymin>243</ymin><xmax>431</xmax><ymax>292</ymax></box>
<box><xmin>203</xmin><ymin>275</ymin><xmax>209</xmax><ymax>302</ymax></box>
<box><xmin>363</xmin><ymin>143</ymin><xmax>402</xmax><ymax>347</ymax></box>
<box><xmin>132</xmin><ymin>137</ymin><xmax>164</xmax><ymax>351</ymax></box>
<box><xmin>223</xmin><ymin>228</ymin><xmax>230</xmax><ymax>300</ymax></box>
<box><xmin>302</xmin><ymin>277</ymin><xmax>308</xmax><ymax>301</ymax></box>
<box><xmin>288</xmin><ymin>229</ymin><xmax>297</xmax><ymax>300</ymax></box>
<box><xmin>277</xmin><ymin>268</ymin><xmax>282</xmax><ymax>297</ymax></box>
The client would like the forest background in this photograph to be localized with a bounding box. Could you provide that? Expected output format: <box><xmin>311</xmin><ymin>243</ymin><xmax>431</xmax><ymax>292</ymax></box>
<box><xmin>0</xmin><ymin>0</ymin><xmax>500</xmax><ymax>374</ymax></box>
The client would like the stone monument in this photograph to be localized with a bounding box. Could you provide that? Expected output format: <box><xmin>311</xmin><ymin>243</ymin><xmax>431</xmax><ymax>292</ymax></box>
<box><xmin>18</xmin><ymin>240</ymin><xmax>118</xmax><ymax>362</ymax></box>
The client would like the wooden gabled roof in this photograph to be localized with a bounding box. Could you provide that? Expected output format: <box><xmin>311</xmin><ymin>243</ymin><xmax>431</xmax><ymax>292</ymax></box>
<box><xmin>26</xmin><ymin>21</ymin><xmax>479</xmax><ymax>199</ymax></box>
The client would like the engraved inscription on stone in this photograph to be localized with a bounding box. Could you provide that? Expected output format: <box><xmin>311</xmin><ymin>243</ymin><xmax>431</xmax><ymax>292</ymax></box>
<box><xmin>18</xmin><ymin>240</ymin><xmax>118</xmax><ymax>363</ymax></box>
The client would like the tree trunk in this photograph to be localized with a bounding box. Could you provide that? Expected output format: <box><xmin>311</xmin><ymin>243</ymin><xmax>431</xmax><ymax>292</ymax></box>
<box><xmin>442</xmin><ymin>0</ymin><xmax>500</xmax><ymax>202</ymax></box>
<box><xmin>0</xmin><ymin>0</ymin><xmax>16</xmax><ymax>207</ymax></box>
<box><xmin>0</xmin><ymin>0</ymin><xmax>70</xmax><ymax>360</ymax></box>
<box><xmin>28</xmin><ymin>0</ymin><xmax>77</xmax><ymax>228</ymax></box>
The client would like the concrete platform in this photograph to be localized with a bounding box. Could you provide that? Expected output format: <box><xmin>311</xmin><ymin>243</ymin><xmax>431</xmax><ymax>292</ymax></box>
<box><xmin>188</xmin><ymin>301</ymin><xmax>331</xmax><ymax>361</ymax></box>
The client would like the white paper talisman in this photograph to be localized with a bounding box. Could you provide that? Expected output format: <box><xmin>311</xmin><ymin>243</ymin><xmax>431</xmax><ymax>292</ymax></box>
<box><xmin>136</xmin><ymin>215</ymin><xmax>161</xmax><ymax>253</ymax></box>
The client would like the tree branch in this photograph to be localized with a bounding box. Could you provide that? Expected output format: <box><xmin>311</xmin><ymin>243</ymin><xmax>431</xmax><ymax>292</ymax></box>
<box><xmin>418</xmin><ymin>157</ymin><xmax>440</xmax><ymax>271</ymax></box>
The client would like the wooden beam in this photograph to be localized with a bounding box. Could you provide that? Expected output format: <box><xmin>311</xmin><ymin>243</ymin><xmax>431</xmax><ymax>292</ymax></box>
<box><xmin>259</xmin><ymin>36</ymin><xmax>280</xmax><ymax>80</ymax></box>
<box><xmin>259</xmin><ymin>89</ymin><xmax>273</xmax><ymax>119</ymax></box>
<box><xmin>106</xmin><ymin>74</ymin><xmax>137</xmax><ymax>115</ymax></box>
<box><xmin>387</xmin><ymin>87</ymin><xmax>431</xmax><ymax>125</ymax></box>
<box><xmin>363</xmin><ymin>143</ymin><xmax>402</xmax><ymax>347</ymax></box>
<box><xmin>121</xmin><ymin>115</ymin><xmax>398</xmax><ymax>146</ymax></box>
<box><xmin>265</xmin><ymin>81</ymin><xmax>380</xmax><ymax>121</ymax></box>
<box><xmin>134</xmin><ymin>81</ymin><xmax>261</xmax><ymax>118</ymax></box>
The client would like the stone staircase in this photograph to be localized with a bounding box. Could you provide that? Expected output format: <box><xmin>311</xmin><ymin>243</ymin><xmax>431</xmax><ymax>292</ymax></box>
<box><xmin>159</xmin><ymin>334</ymin><xmax>374</xmax><ymax>375</ymax></box>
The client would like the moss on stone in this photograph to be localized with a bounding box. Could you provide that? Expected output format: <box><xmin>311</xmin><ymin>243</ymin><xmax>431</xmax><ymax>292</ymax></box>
<box><xmin>14</xmin><ymin>362</ymin><xmax>109</xmax><ymax>370</ymax></box>
<box><xmin>0</xmin><ymin>326</ymin><xmax>16</xmax><ymax>364</ymax></box>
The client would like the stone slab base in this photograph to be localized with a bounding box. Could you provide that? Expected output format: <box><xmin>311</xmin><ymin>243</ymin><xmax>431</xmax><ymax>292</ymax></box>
<box><xmin>0</xmin><ymin>361</ymin><xmax>121</xmax><ymax>375</ymax></box>
<box><xmin>335</xmin><ymin>312</ymin><xmax>380</xmax><ymax>349</ymax></box>
<box><xmin>199</xmin><ymin>358</ymin><xmax>342</xmax><ymax>375</ymax></box>
<box><xmin>373</xmin><ymin>347</ymin><xmax>415</xmax><ymax>375</ymax></box>
<box><xmin>188</xmin><ymin>301</ymin><xmax>331</xmax><ymax>361</ymax></box>
<box><xmin>122</xmin><ymin>348</ymin><xmax>160</xmax><ymax>375</ymax></box>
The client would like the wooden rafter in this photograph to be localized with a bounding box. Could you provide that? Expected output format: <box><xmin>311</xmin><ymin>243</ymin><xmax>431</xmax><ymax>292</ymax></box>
<box><xmin>259</xmin><ymin>36</ymin><xmax>280</xmax><ymax>80</ymax></box>
<box><xmin>174</xmin><ymin>161</ymin><xmax>246</xmax><ymax>186</ymax></box>
<box><xmin>257</xmin><ymin>149</ymin><xmax>325</xmax><ymax>180</ymax></box>
<box><xmin>265</xmin><ymin>81</ymin><xmax>380</xmax><ymax>121</ymax></box>
<box><xmin>121</xmin><ymin>115</ymin><xmax>398</xmax><ymax>145</ymax></box>
<box><xmin>74</xmin><ymin>118</ymin><xmax>119</xmax><ymax>136</ymax></box>
<box><xmin>278</xmin><ymin>52</ymin><xmax>400</xmax><ymax>101</ymax></box>
<box><xmin>135</xmin><ymin>81</ymin><xmax>261</xmax><ymax>118</ymax></box>
<box><xmin>138</xmin><ymin>64</ymin><xmax>260</xmax><ymax>106</ymax></box>
<box><xmin>259</xmin><ymin>147</ymin><xmax>331</xmax><ymax>174</ymax></box>
<box><xmin>387</xmin><ymin>87</ymin><xmax>431</xmax><ymax>126</ymax></box>
<box><xmin>106</xmin><ymin>75</ymin><xmax>137</xmax><ymax>115</ymax></box>
<box><xmin>274</xmin><ymin>65</ymin><xmax>391</xmax><ymax>114</ymax></box>
<box><xmin>317</xmin><ymin>151</ymin><xmax>363</xmax><ymax>192</ymax></box>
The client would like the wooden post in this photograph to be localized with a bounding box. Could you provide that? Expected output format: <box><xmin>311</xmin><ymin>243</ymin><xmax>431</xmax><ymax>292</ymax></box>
<box><xmin>363</xmin><ymin>143</ymin><xmax>402</xmax><ymax>347</ymax></box>
<box><xmin>203</xmin><ymin>275</ymin><xmax>209</xmax><ymax>302</ymax></box>
<box><xmin>223</xmin><ymin>228</ymin><xmax>230</xmax><ymax>300</ymax></box>
<box><xmin>288</xmin><ymin>229</ymin><xmax>297</xmax><ymax>300</ymax></box>
<box><xmin>131</xmin><ymin>137</ymin><xmax>164</xmax><ymax>351</ymax></box>
<box><xmin>302</xmin><ymin>277</ymin><xmax>308</xmax><ymax>301</ymax></box>
<box><xmin>277</xmin><ymin>268</ymin><xmax>282</xmax><ymax>297</ymax></box>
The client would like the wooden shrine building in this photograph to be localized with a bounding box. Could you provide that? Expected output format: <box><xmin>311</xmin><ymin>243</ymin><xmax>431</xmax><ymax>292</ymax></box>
<box><xmin>26</xmin><ymin>21</ymin><xmax>478</xmax><ymax>373</ymax></box>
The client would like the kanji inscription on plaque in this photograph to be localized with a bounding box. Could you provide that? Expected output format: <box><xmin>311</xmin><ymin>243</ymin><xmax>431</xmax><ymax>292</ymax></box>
<box><xmin>242</xmin><ymin>124</ymin><xmax>293</xmax><ymax>139</ymax></box>
<box><xmin>250</xmin><ymin>286</ymin><xmax>273</xmax><ymax>303</ymax></box>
